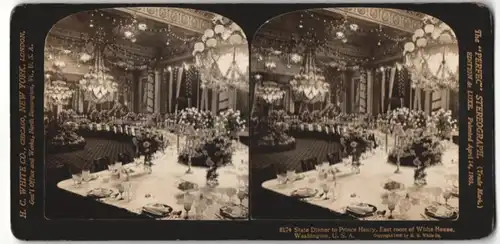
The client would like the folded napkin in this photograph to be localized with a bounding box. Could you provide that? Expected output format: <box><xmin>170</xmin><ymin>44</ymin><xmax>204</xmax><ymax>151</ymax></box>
<box><xmin>347</xmin><ymin>203</ymin><xmax>374</xmax><ymax>215</ymax></box>
<box><xmin>142</xmin><ymin>203</ymin><xmax>173</xmax><ymax>216</ymax></box>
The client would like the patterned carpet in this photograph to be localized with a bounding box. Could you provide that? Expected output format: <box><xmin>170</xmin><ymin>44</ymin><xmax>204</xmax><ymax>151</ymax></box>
<box><xmin>251</xmin><ymin>138</ymin><xmax>341</xmax><ymax>172</ymax></box>
<box><xmin>46</xmin><ymin>138</ymin><xmax>136</xmax><ymax>170</ymax></box>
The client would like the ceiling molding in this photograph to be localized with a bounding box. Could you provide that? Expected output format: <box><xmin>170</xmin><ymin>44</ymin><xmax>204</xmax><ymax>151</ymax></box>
<box><xmin>115</xmin><ymin>7</ymin><xmax>212</xmax><ymax>34</ymax></box>
<box><xmin>254</xmin><ymin>29</ymin><xmax>370</xmax><ymax>58</ymax></box>
<box><xmin>46</xmin><ymin>27</ymin><xmax>156</xmax><ymax>57</ymax></box>
<box><xmin>324</xmin><ymin>8</ymin><xmax>423</xmax><ymax>33</ymax></box>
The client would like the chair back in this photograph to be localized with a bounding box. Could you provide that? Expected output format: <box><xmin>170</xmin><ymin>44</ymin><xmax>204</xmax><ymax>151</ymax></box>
<box><xmin>300</xmin><ymin>157</ymin><xmax>318</xmax><ymax>172</ymax></box>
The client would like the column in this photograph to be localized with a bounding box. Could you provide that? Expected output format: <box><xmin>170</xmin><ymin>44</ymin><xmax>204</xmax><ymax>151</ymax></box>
<box><xmin>366</xmin><ymin>70</ymin><xmax>373</xmax><ymax>115</ymax></box>
<box><xmin>154</xmin><ymin>69</ymin><xmax>161</xmax><ymax>113</ymax></box>
<box><xmin>424</xmin><ymin>91</ymin><xmax>431</xmax><ymax>115</ymax></box>
<box><xmin>147</xmin><ymin>69</ymin><xmax>155</xmax><ymax>113</ymax></box>
<box><xmin>133</xmin><ymin>71</ymin><xmax>141</xmax><ymax>113</ymax></box>
<box><xmin>211</xmin><ymin>89</ymin><xmax>218</xmax><ymax>114</ymax></box>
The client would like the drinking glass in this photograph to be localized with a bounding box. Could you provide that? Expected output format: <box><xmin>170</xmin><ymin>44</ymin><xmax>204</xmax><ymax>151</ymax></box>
<box><xmin>276</xmin><ymin>173</ymin><xmax>287</xmax><ymax>185</ymax></box>
<box><xmin>195</xmin><ymin>200</ymin><xmax>207</xmax><ymax>220</ymax></box>
<box><xmin>387</xmin><ymin>193</ymin><xmax>400</xmax><ymax>219</ymax></box>
<box><xmin>226</xmin><ymin>187</ymin><xmax>237</xmax><ymax>203</ymax></box>
<box><xmin>430</xmin><ymin>187</ymin><xmax>443</xmax><ymax>203</ymax></box>
<box><xmin>237</xmin><ymin>188</ymin><xmax>247</xmax><ymax>205</ymax></box>
<box><xmin>82</xmin><ymin>169</ymin><xmax>91</xmax><ymax>182</ymax></box>
<box><xmin>71</xmin><ymin>173</ymin><xmax>82</xmax><ymax>187</ymax></box>
<box><xmin>117</xmin><ymin>183</ymin><xmax>125</xmax><ymax>200</ymax></box>
<box><xmin>443</xmin><ymin>188</ymin><xmax>452</xmax><ymax>206</ymax></box>
<box><xmin>321</xmin><ymin>183</ymin><xmax>330</xmax><ymax>200</ymax></box>
<box><xmin>183</xmin><ymin>194</ymin><xmax>194</xmax><ymax>219</ymax></box>
<box><xmin>286</xmin><ymin>170</ymin><xmax>296</xmax><ymax>182</ymax></box>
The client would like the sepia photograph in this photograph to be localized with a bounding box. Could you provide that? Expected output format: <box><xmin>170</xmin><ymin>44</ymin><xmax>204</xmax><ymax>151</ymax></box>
<box><xmin>250</xmin><ymin>7</ymin><xmax>459</xmax><ymax>220</ymax></box>
<box><xmin>43</xmin><ymin>7</ymin><xmax>249</xmax><ymax>220</ymax></box>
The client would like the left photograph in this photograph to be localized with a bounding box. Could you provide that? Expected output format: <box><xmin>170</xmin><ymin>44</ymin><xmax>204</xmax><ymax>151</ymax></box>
<box><xmin>44</xmin><ymin>7</ymin><xmax>249</xmax><ymax>220</ymax></box>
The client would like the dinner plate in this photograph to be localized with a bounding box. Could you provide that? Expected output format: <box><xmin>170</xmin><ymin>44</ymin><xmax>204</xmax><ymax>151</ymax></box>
<box><xmin>424</xmin><ymin>203</ymin><xmax>458</xmax><ymax>220</ymax></box>
<box><xmin>290</xmin><ymin>188</ymin><xmax>318</xmax><ymax>199</ymax></box>
<box><xmin>346</xmin><ymin>203</ymin><xmax>377</xmax><ymax>218</ymax></box>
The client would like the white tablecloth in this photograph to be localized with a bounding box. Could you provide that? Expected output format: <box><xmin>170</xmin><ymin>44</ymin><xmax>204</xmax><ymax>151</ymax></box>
<box><xmin>261</xmin><ymin>143</ymin><xmax>459</xmax><ymax>221</ymax></box>
<box><xmin>57</xmin><ymin>133</ymin><xmax>249</xmax><ymax>220</ymax></box>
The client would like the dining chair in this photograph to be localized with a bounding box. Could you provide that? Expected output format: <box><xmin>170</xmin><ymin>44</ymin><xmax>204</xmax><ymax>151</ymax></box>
<box><xmin>300</xmin><ymin>157</ymin><xmax>318</xmax><ymax>172</ymax></box>
<box><xmin>92</xmin><ymin>157</ymin><xmax>109</xmax><ymax>172</ymax></box>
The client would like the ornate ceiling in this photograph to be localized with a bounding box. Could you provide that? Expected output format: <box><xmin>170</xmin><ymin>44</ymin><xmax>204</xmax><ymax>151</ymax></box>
<box><xmin>46</xmin><ymin>7</ymin><xmax>211</xmax><ymax>64</ymax></box>
<box><xmin>252</xmin><ymin>8</ymin><xmax>426</xmax><ymax>71</ymax></box>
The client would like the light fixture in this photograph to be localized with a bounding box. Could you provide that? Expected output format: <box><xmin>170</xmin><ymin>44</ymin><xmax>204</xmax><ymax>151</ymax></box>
<box><xmin>403</xmin><ymin>16</ymin><xmax>458</xmax><ymax>91</ymax></box>
<box><xmin>336</xmin><ymin>31</ymin><xmax>345</xmax><ymax>39</ymax></box>
<box><xmin>290</xmin><ymin>47</ymin><xmax>329</xmax><ymax>103</ymax></box>
<box><xmin>45</xmin><ymin>80</ymin><xmax>74</xmax><ymax>105</ymax></box>
<box><xmin>79</xmin><ymin>29</ymin><xmax>118</xmax><ymax>103</ymax></box>
<box><xmin>193</xmin><ymin>14</ymin><xmax>249</xmax><ymax>91</ymax></box>
<box><xmin>124</xmin><ymin>30</ymin><xmax>133</xmax><ymax>38</ymax></box>
<box><xmin>349</xmin><ymin>23</ymin><xmax>359</xmax><ymax>31</ymax></box>
<box><xmin>255</xmin><ymin>81</ymin><xmax>286</xmax><ymax>104</ymax></box>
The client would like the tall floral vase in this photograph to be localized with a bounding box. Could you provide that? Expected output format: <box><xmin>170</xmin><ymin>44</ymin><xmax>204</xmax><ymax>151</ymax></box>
<box><xmin>205</xmin><ymin>157</ymin><xmax>219</xmax><ymax>187</ymax></box>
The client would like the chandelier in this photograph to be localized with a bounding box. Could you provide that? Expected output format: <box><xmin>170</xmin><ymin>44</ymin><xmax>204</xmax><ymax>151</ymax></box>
<box><xmin>255</xmin><ymin>81</ymin><xmax>286</xmax><ymax>104</ymax></box>
<box><xmin>45</xmin><ymin>80</ymin><xmax>74</xmax><ymax>105</ymax></box>
<box><xmin>79</xmin><ymin>29</ymin><xmax>118</xmax><ymax>103</ymax></box>
<box><xmin>193</xmin><ymin>14</ymin><xmax>249</xmax><ymax>91</ymax></box>
<box><xmin>290</xmin><ymin>48</ymin><xmax>329</xmax><ymax>103</ymax></box>
<box><xmin>403</xmin><ymin>16</ymin><xmax>458</xmax><ymax>91</ymax></box>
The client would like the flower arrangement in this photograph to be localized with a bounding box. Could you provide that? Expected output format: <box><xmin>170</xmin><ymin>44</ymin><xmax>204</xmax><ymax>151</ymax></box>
<box><xmin>310</xmin><ymin>110</ymin><xmax>322</xmax><ymax>122</ymax></box>
<box><xmin>388</xmin><ymin>107</ymin><xmax>428</xmax><ymax>131</ymax></box>
<box><xmin>429</xmin><ymin>109</ymin><xmax>457</xmax><ymax>138</ymax></box>
<box><xmin>178</xmin><ymin>134</ymin><xmax>234</xmax><ymax>167</ymax></box>
<box><xmin>46</xmin><ymin>119</ymin><xmax>86</xmax><ymax>153</ymax></box>
<box><xmin>300</xmin><ymin>110</ymin><xmax>313</xmax><ymax>123</ymax></box>
<box><xmin>178</xmin><ymin>107</ymin><xmax>213</xmax><ymax>130</ymax></box>
<box><xmin>219</xmin><ymin>109</ymin><xmax>246</xmax><ymax>133</ymax></box>
<box><xmin>89</xmin><ymin>109</ymin><xmax>100</xmax><ymax>122</ymax></box>
<box><xmin>124</xmin><ymin>112</ymin><xmax>137</xmax><ymax>121</ymax></box>
<box><xmin>387</xmin><ymin>134</ymin><xmax>443</xmax><ymax>167</ymax></box>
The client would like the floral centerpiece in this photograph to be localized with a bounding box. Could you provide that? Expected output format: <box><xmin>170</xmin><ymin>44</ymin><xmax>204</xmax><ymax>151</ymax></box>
<box><xmin>46</xmin><ymin>119</ymin><xmax>86</xmax><ymax>153</ymax></box>
<box><xmin>219</xmin><ymin>109</ymin><xmax>246</xmax><ymax>138</ymax></box>
<box><xmin>123</xmin><ymin>112</ymin><xmax>137</xmax><ymax>124</ymax></box>
<box><xmin>387</xmin><ymin>108</ymin><xmax>429</xmax><ymax>131</ymax></box>
<box><xmin>177</xmin><ymin>107</ymin><xmax>243</xmax><ymax>167</ymax></box>
<box><xmin>178</xmin><ymin>107</ymin><xmax>214</xmax><ymax>130</ymax></box>
<box><xmin>429</xmin><ymin>109</ymin><xmax>457</xmax><ymax>139</ymax></box>
<box><xmin>341</xmin><ymin>126</ymin><xmax>371</xmax><ymax>154</ymax></box>
<box><xmin>387</xmin><ymin>134</ymin><xmax>443</xmax><ymax>167</ymax></box>
<box><xmin>178</xmin><ymin>133</ymin><xmax>234</xmax><ymax>167</ymax></box>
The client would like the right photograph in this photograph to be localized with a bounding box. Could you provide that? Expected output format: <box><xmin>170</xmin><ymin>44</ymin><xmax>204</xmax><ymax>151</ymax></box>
<box><xmin>250</xmin><ymin>8</ymin><xmax>459</xmax><ymax>220</ymax></box>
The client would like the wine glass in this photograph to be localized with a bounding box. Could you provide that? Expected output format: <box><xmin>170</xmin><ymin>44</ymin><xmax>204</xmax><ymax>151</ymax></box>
<box><xmin>443</xmin><ymin>188</ymin><xmax>452</xmax><ymax>206</ymax></box>
<box><xmin>226</xmin><ymin>187</ymin><xmax>237</xmax><ymax>203</ymax></box>
<box><xmin>237</xmin><ymin>188</ymin><xmax>247</xmax><ymax>205</ymax></box>
<box><xmin>117</xmin><ymin>183</ymin><xmax>125</xmax><ymax>200</ymax></box>
<box><xmin>387</xmin><ymin>193</ymin><xmax>400</xmax><ymax>219</ymax></box>
<box><xmin>183</xmin><ymin>193</ymin><xmax>194</xmax><ymax>219</ymax></box>
<box><xmin>321</xmin><ymin>183</ymin><xmax>330</xmax><ymax>200</ymax></box>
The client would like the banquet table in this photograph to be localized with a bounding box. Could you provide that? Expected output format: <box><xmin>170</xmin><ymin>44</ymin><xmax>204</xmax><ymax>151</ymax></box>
<box><xmin>57</xmin><ymin>132</ymin><xmax>249</xmax><ymax>220</ymax></box>
<box><xmin>261</xmin><ymin>141</ymin><xmax>459</xmax><ymax>221</ymax></box>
